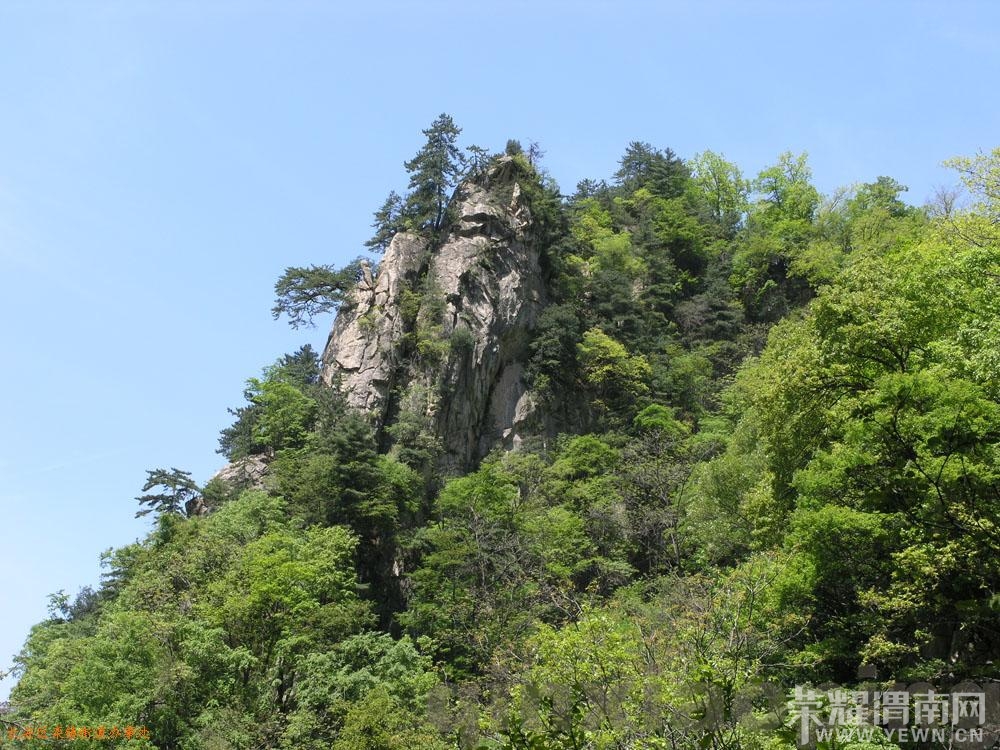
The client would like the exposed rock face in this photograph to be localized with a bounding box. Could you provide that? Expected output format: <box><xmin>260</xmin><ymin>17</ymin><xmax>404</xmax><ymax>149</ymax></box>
<box><xmin>321</xmin><ymin>158</ymin><xmax>547</xmax><ymax>471</ymax></box>
<box><xmin>210</xmin><ymin>455</ymin><xmax>270</xmax><ymax>492</ymax></box>
<box><xmin>320</xmin><ymin>232</ymin><xmax>427</xmax><ymax>422</ymax></box>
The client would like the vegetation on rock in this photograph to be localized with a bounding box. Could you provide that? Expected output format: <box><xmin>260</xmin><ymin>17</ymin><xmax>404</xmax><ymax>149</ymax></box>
<box><xmin>8</xmin><ymin>122</ymin><xmax>1000</xmax><ymax>750</ymax></box>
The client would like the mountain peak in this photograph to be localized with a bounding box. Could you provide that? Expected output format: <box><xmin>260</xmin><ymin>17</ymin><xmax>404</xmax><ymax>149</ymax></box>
<box><xmin>321</xmin><ymin>156</ymin><xmax>547</xmax><ymax>471</ymax></box>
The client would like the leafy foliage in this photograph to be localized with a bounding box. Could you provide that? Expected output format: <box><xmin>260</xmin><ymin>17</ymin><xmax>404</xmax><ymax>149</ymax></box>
<box><xmin>14</xmin><ymin>132</ymin><xmax>1000</xmax><ymax>750</ymax></box>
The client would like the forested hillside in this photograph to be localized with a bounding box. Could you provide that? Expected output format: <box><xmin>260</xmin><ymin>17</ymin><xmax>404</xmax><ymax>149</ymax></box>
<box><xmin>6</xmin><ymin>118</ymin><xmax>1000</xmax><ymax>750</ymax></box>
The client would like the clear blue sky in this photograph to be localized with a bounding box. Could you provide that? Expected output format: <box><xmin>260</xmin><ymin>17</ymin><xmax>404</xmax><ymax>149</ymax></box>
<box><xmin>1</xmin><ymin>0</ymin><xmax>997</xmax><ymax>700</ymax></box>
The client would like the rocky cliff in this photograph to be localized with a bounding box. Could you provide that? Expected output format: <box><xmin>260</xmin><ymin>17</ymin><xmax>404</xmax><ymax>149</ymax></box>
<box><xmin>321</xmin><ymin>157</ymin><xmax>547</xmax><ymax>471</ymax></box>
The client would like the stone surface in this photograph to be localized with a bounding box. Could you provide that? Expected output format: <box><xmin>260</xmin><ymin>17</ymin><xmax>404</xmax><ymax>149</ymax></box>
<box><xmin>320</xmin><ymin>158</ymin><xmax>546</xmax><ymax>470</ymax></box>
<box><xmin>210</xmin><ymin>454</ymin><xmax>270</xmax><ymax>491</ymax></box>
<box><xmin>321</xmin><ymin>231</ymin><xmax>428</xmax><ymax>421</ymax></box>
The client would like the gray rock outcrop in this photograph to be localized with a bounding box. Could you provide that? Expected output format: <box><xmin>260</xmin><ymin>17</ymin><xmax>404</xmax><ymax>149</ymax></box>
<box><xmin>210</xmin><ymin>454</ymin><xmax>270</xmax><ymax>492</ymax></box>
<box><xmin>320</xmin><ymin>157</ymin><xmax>547</xmax><ymax>471</ymax></box>
<box><xmin>320</xmin><ymin>231</ymin><xmax>427</xmax><ymax>422</ymax></box>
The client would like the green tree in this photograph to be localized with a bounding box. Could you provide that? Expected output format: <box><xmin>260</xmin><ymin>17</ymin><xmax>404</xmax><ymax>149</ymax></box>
<box><xmin>250</xmin><ymin>377</ymin><xmax>318</xmax><ymax>454</ymax></box>
<box><xmin>272</xmin><ymin>343</ymin><xmax>321</xmax><ymax>386</ymax></box>
<box><xmin>404</xmin><ymin>113</ymin><xmax>465</xmax><ymax>232</ymax></box>
<box><xmin>135</xmin><ymin>467</ymin><xmax>201</xmax><ymax>519</ymax></box>
<box><xmin>465</xmin><ymin>144</ymin><xmax>493</xmax><ymax>177</ymax></box>
<box><xmin>614</xmin><ymin>140</ymin><xmax>689</xmax><ymax>198</ymax></box>
<box><xmin>503</xmin><ymin>608</ymin><xmax>652</xmax><ymax>749</ymax></box>
<box><xmin>332</xmin><ymin>687</ymin><xmax>447</xmax><ymax>750</ymax></box>
<box><xmin>527</xmin><ymin>303</ymin><xmax>583</xmax><ymax>401</ymax></box>
<box><xmin>944</xmin><ymin>146</ymin><xmax>1000</xmax><ymax>222</ymax></box>
<box><xmin>365</xmin><ymin>190</ymin><xmax>405</xmax><ymax>252</ymax></box>
<box><xmin>941</xmin><ymin>147</ymin><xmax>1000</xmax><ymax>248</ymax></box>
<box><xmin>730</xmin><ymin>207</ymin><xmax>1000</xmax><ymax>678</ymax></box>
<box><xmin>401</xmin><ymin>455</ymin><xmax>597</xmax><ymax>678</ymax></box>
<box><xmin>11</xmin><ymin>490</ymin><xmax>384</xmax><ymax>749</ymax></box>
<box><xmin>400</xmin><ymin>461</ymin><xmax>536</xmax><ymax>677</ymax></box>
<box><xmin>732</xmin><ymin>151</ymin><xmax>820</xmax><ymax>320</ymax></box>
<box><xmin>502</xmin><ymin>556</ymin><xmax>797</xmax><ymax>750</ymax></box>
<box><xmin>286</xmin><ymin>633</ymin><xmax>443</xmax><ymax>749</ymax></box>
<box><xmin>752</xmin><ymin>151</ymin><xmax>819</xmax><ymax>223</ymax></box>
<box><xmin>218</xmin><ymin>345</ymin><xmax>322</xmax><ymax>460</ymax></box>
<box><xmin>689</xmin><ymin>149</ymin><xmax>749</xmax><ymax>235</ymax></box>
<box><xmin>577</xmin><ymin>327</ymin><xmax>652</xmax><ymax>418</ymax></box>
<box><xmin>272</xmin><ymin>260</ymin><xmax>365</xmax><ymax>329</ymax></box>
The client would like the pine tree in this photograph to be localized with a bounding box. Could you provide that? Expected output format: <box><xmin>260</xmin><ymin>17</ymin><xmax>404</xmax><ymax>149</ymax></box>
<box><xmin>403</xmin><ymin>113</ymin><xmax>465</xmax><ymax>232</ymax></box>
<box><xmin>135</xmin><ymin>468</ymin><xmax>201</xmax><ymax>519</ymax></box>
<box><xmin>615</xmin><ymin>141</ymin><xmax>689</xmax><ymax>198</ymax></box>
<box><xmin>271</xmin><ymin>260</ymin><xmax>365</xmax><ymax>329</ymax></box>
<box><xmin>365</xmin><ymin>190</ymin><xmax>404</xmax><ymax>252</ymax></box>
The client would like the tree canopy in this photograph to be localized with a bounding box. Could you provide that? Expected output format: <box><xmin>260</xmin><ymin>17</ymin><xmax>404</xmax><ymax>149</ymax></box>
<box><xmin>272</xmin><ymin>261</ymin><xmax>366</xmax><ymax>329</ymax></box>
<box><xmin>403</xmin><ymin>113</ymin><xmax>465</xmax><ymax>232</ymax></box>
<box><xmin>10</xmin><ymin>132</ymin><xmax>1000</xmax><ymax>750</ymax></box>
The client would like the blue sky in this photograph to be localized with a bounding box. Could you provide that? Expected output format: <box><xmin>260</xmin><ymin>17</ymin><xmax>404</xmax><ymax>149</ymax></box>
<box><xmin>1</xmin><ymin>0</ymin><xmax>997</xmax><ymax>699</ymax></box>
